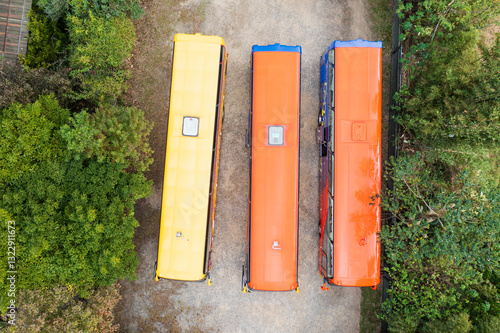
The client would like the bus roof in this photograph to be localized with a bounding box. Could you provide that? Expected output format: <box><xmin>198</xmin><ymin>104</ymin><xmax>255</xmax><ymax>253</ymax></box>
<box><xmin>321</xmin><ymin>39</ymin><xmax>382</xmax><ymax>68</ymax></box>
<box><xmin>174</xmin><ymin>33</ymin><xmax>225</xmax><ymax>46</ymax></box>
<box><xmin>252</xmin><ymin>43</ymin><xmax>302</xmax><ymax>53</ymax></box>
<box><xmin>156</xmin><ymin>34</ymin><xmax>224</xmax><ymax>281</ymax></box>
<box><xmin>333</xmin><ymin>45</ymin><xmax>382</xmax><ymax>287</ymax></box>
<box><xmin>333</xmin><ymin>39</ymin><xmax>382</xmax><ymax>48</ymax></box>
<box><xmin>249</xmin><ymin>48</ymin><xmax>300</xmax><ymax>291</ymax></box>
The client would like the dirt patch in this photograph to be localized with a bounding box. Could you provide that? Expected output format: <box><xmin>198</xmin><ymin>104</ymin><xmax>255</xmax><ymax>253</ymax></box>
<box><xmin>116</xmin><ymin>0</ymin><xmax>381</xmax><ymax>332</ymax></box>
<box><xmin>482</xmin><ymin>24</ymin><xmax>500</xmax><ymax>46</ymax></box>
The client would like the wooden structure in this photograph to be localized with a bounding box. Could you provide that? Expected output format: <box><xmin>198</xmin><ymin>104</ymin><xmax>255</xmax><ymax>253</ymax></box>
<box><xmin>0</xmin><ymin>0</ymin><xmax>32</xmax><ymax>64</ymax></box>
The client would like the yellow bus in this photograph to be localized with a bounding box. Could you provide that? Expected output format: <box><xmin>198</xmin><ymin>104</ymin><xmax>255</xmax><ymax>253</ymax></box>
<box><xmin>155</xmin><ymin>33</ymin><xmax>227</xmax><ymax>284</ymax></box>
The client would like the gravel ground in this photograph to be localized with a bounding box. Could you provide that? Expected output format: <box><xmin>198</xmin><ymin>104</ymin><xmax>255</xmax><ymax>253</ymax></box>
<box><xmin>116</xmin><ymin>0</ymin><xmax>375</xmax><ymax>332</ymax></box>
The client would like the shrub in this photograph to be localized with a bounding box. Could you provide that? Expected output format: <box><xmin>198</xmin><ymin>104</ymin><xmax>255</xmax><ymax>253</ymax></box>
<box><xmin>0</xmin><ymin>95</ymin><xmax>152</xmax><ymax>311</ymax></box>
<box><xmin>0</xmin><ymin>63</ymin><xmax>81</xmax><ymax>110</ymax></box>
<box><xmin>67</xmin><ymin>12</ymin><xmax>135</xmax><ymax>103</ymax></box>
<box><xmin>421</xmin><ymin>312</ymin><xmax>472</xmax><ymax>333</ymax></box>
<box><xmin>38</xmin><ymin>0</ymin><xmax>143</xmax><ymax>21</ymax></box>
<box><xmin>68</xmin><ymin>12</ymin><xmax>135</xmax><ymax>71</ymax></box>
<box><xmin>70</xmin><ymin>0</ymin><xmax>143</xmax><ymax>19</ymax></box>
<box><xmin>11</xmin><ymin>284</ymin><xmax>121</xmax><ymax>332</ymax></box>
<box><xmin>0</xmin><ymin>94</ymin><xmax>68</xmax><ymax>183</ymax></box>
<box><xmin>23</xmin><ymin>3</ymin><xmax>67</xmax><ymax>69</ymax></box>
<box><xmin>380</xmin><ymin>153</ymin><xmax>500</xmax><ymax>331</ymax></box>
<box><xmin>61</xmin><ymin>104</ymin><xmax>153</xmax><ymax>173</ymax></box>
<box><xmin>398</xmin><ymin>32</ymin><xmax>500</xmax><ymax>150</ymax></box>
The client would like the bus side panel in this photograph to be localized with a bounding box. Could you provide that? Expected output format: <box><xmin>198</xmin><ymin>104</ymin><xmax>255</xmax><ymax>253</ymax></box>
<box><xmin>249</xmin><ymin>50</ymin><xmax>300</xmax><ymax>291</ymax></box>
<box><xmin>203</xmin><ymin>46</ymin><xmax>228</xmax><ymax>274</ymax></box>
<box><xmin>332</xmin><ymin>46</ymin><xmax>382</xmax><ymax>287</ymax></box>
<box><xmin>318</xmin><ymin>52</ymin><xmax>330</xmax><ymax>279</ymax></box>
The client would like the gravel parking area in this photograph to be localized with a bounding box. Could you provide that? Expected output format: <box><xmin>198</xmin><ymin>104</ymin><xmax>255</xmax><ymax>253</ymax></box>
<box><xmin>116</xmin><ymin>0</ymin><xmax>375</xmax><ymax>332</ymax></box>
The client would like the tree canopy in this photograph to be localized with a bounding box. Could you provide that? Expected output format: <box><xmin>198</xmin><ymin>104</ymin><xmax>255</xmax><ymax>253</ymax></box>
<box><xmin>0</xmin><ymin>95</ymin><xmax>152</xmax><ymax>311</ymax></box>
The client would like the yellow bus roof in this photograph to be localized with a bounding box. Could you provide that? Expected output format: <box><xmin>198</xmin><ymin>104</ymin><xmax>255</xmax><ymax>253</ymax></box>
<box><xmin>157</xmin><ymin>34</ymin><xmax>224</xmax><ymax>281</ymax></box>
<box><xmin>174</xmin><ymin>33</ymin><xmax>225</xmax><ymax>46</ymax></box>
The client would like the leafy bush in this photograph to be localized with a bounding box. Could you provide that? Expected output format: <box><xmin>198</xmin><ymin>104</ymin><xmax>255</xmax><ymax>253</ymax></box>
<box><xmin>0</xmin><ymin>63</ymin><xmax>81</xmax><ymax>110</ymax></box>
<box><xmin>71</xmin><ymin>69</ymin><xmax>132</xmax><ymax>104</ymax></box>
<box><xmin>388</xmin><ymin>6</ymin><xmax>500</xmax><ymax>330</ymax></box>
<box><xmin>38</xmin><ymin>0</ymin><xmax>143</xmax><ymax>21</ymax></box>
<box><xmin>421</xmin><ymin>312</ymin><xmax>472</xmax><ymax>333</ymax></box>
<box><xmin>10</xmin><ymin>284</ymin><xmax>121</xmax><ymax>332</ymax></box>
<box><xmin>0</xmin><ymin>95</ymin><xmax>68</xmax><ymax>183</ymax></box>
<box><xmin>381</xmin><ymin>153</ymin><xmax>500</xmax><ymax>332</ymax></box>
<box><xmin>61</xmin><ymin>104</ymin><xmax>153</xmax><ymax>172</ymax></box>
<box><xmin>68</xmin><ymin>12</ymin><xmax>135</xmax><ymax>71</ymax></box>
<box><xmin>37</xmin><ymin>0</ymin><xmax>68</xmax><ymax>21</ymax></box>
<box><xmin>70</xmin><ymin>0</ymin><xmax>143</xmax><ymax>19</ymax></box>
<box><xmin>26</xmin><ymin>1</ymin><xmax>139</xmax><ymax>104</ymax></box>
<box><xmin>0</xmin><ymin>95</ymin><xmax>152</xmax><ymax>311</ymax></box>
<box><xmin>23</xmin><ymin>3</ymin><xmax>67</xmax><ymax>69</ymax></box>
<box><xmin>398</xmin><ymin>31</ymin><xmax>500</xmax><ymax>150</ymax></box>
<box><xmin>67</xmin><ymin>12</ymin><xmax>135</xmax><ymax>103</ymax></box>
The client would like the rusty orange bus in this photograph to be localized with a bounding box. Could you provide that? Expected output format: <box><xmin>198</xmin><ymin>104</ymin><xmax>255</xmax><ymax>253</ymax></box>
<box><xmin>318</xmin><ymin>39</ymin><xmax>382</xmax><ymax>289</ymax></box>
<box><xmin>242</xmin><ymin>44</ymin><xmax>301</xmax><ymax>292</ymax></box>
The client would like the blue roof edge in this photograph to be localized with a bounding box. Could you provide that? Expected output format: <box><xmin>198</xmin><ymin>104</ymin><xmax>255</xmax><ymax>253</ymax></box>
<box><xmin>252</xmin><ymin>43</ymin><xmax>302</xmax><ymax>53</ymax></box>
<box><xmin>333</xmin><ymin>39</ymin><xmax>383</xmax><ymax>48</ymax></box>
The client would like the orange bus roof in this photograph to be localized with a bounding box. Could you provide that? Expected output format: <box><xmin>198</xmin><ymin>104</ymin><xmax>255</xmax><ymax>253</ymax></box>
<box><xmin>333</xmin><ymin>46</ymin><xmax>382</xmax><ymax>287</ymax></box>
<box><xmin>249</xmin><ymin>48</ymin><xmax>300</xmax><ymax>291</ymax></box>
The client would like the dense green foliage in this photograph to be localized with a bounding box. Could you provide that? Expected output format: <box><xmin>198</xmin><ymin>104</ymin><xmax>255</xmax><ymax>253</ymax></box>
<box><xmin>0</xmin><ymin>0</ymin><xmax>149</xmax><ymax>325</ymax></box>
<box><xmin>61</xmin><ymin>105</ymin><xmax>153</xmax><ymax>173</ymax></box>
<box><xmin>69</xmin><ymin>13</ymin><xmax>135</xmax><ymax>70</ymax></box>
<box><xmin>67</xmin><ymin>12</ymin><xmax>135</xmax><ymax>103</ymax></box>
<box><xmin>23</xmin><ymin>3</ymin><xmax>67</xmax><ymax>69</ymax></box>
<box><xmin>0</xmin><ymin>63</ymin><xmax>88</xmax><ymax>111</ymax></box>
<box><xmin>383</xmin><ymin>0</ymin><xmax>500</xmax><ymax>332</ymax></box>
<box><xmin>24</xmin><ymin>0</ymin><xmax>139</xmax><ymax>104</ymax></box>
<box><xmin>401</xmin><ymin>33</ymin><xmax>500</xmax><ymax>148</ymax></box>
<box><xmin>381</xmin><ymin>154</ymin><xmax>500</xmax><ymax>332</ymax></box>
<box><xmin>38</xmin><ymin>0</ymin><xmax>143</xmax><ymax>21</ymax></box>
<box><xmin>0</xmin><ymin>96</ymin><xmax>152</xmax><ymax>311</ymax></box>
<box><xmin>0</xmin><ymin>95</ymin><xmax>68</xmax><ymax>183</ymax></box>
<box><xmin>9</xmin><ymin>284</ymin><xmax>121</xmax><ymax>332</ymax></box>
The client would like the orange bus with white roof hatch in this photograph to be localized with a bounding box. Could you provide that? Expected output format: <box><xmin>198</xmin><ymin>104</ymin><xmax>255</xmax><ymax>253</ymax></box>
<box><xmin>242</xmin><ymin>43</ymin><xmax>301</xmax><ymax>292</ymax></box>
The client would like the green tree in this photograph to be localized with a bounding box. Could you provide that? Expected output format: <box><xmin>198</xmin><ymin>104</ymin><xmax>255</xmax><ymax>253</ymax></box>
<box><xmin>37</xmin><ymin>0</ymin><xmax>68</xmax><ymax>21</ymax></box>
<box><xmin>400</xmin><ymin>32</ymin><xmax>500</xmax><ymax>149</ymax></box>
<box><xmin>421</xmin><ymin>312</ymin><xmax>472</xmax><ymax>333</ymax></box>
<box><xmin>0</xmin><ymin>95</ymin><xmax>68</xmax><ymax>183</ymax></box>
<box><xmin>23</xmin><ymin>2</ymin><xmax>67</xmax><ymax>69</ymax></box>
<box><xmin>67</xmin><ymin>11</ymin><xmax>135</xmax><ymax>103</ymax></box>
<box><xmin>0</xmin><ymin>95</ymin><xmax>152</xmax><ymax>311</ymax></box>
<box><xmin>384</xmin><ymin>1</ymin><xmax>500</xmax><ymax>331</ymax></box>
<box><xmin>473</xmin><ymin>316</ymin><xmax>500</xmax><ymax>333</ymax></box>
<box><xmin>68</xmin><ymin>12</ymin><xmax>135</xmax><ymax>71</ymax></box>
<box><xmin>61</xmin><ymin>105</ymin><xmax>153</xmax><ymax>172</ymax></box>
<box><xmin>380</xmin><ymin>154</ymin><xmax>500</xmax><ymax>332</ymax></box>
<box><xmin>38</xmin><ymin>0</ymin><xmax>143</xmax><ymax>21</ymax></box>
<box><xmin>70</xmin><ymin>0</ymin><xmax>143</xmax><ymax>19</ymax></box>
